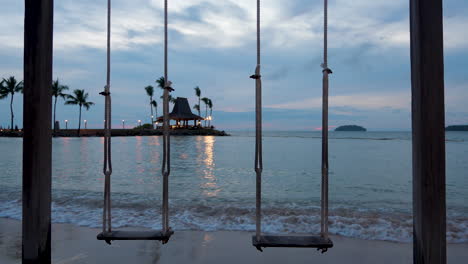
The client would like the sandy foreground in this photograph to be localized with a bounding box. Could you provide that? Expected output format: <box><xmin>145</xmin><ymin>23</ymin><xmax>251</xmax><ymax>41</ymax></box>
<box><xmin>1</xmin><ymin>218</ymin><xmax>467</xmax><ymax>264</ymax></box>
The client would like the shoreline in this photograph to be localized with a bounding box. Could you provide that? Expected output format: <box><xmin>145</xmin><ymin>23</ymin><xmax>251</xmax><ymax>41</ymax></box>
<box><xmin>0</xmin><ymin>128</ymin><xmax>229</xmax><ymax>137</ymax></box>
<box><xmin>1</xmin><ymin>218</ymin><xmax>467</xmax><ymax>263</ymax></box>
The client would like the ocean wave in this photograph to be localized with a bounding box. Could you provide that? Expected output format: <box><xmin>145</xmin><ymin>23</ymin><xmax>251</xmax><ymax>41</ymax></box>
<box><xmin>1</xmin><ymin>195</ymin><xmax>467</xmax><ymax>243</ymax></box>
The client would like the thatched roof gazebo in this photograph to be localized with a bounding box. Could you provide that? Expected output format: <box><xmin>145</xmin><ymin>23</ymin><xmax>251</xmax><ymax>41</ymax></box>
<box><xmin>156</xmin><ymin>97</ymin><xmax>204</xmax><ymax>127</ymax></box>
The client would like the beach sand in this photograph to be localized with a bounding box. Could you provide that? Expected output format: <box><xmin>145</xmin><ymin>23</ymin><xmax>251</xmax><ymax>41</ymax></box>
<box><xmin>1</xmin><ymin>218</ymin><xmax>467</xmax><ymax>263</ymax></box>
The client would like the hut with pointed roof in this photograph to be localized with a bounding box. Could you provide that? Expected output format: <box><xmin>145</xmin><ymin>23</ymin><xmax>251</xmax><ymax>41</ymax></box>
<box><xmin>156</xmin><ymin>97</ymin><xmax>204</xmax><ymax>127</ymax></box>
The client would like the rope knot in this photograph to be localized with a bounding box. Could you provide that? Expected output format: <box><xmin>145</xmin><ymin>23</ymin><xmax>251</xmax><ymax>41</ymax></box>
<box><xmin>164</xmin><ymin>80</ymin><xmax>175</xmax><ymax>92</ymax></box>
<box><xmin>321</xmin><ymin>63</ymin><xmax>332</xmax><ymax>74</ymax></box>
<box><xmin>250</xmin><ymin>65</ymin><xmax>261</xmax><ymax>79</ymax></box>
<box><xmin>250</xmin><ymin>74</ymin><xmax>261</xmax><ymax>79</ymax></box>
<box><xmin>99</xmin><ymin>88</ymin><xmax>111</xmax><ymax>96</ymax></box>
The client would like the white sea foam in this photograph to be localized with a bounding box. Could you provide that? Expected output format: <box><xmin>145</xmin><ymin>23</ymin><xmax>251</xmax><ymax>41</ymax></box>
<box><xmin>1</xmin><ymin>196</ymin><xmax>467</xmax><ymax>243</ymax></box>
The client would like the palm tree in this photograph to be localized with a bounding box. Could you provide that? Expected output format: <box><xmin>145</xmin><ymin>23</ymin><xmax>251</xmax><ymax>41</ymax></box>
<box><xmin>0</xmin><ymin>76</ymin><xmax>23</xmax><ymax>129</ymax></box>
<box><xmin>65</xmin><ymin>89</ymin><xmax>94</xmax><ymax>134</ymax></box>
<box><xmin>145</xmin><ymin>85</ymin><xmax>155</xmax><ymax>127</ymax></box>
<box><xmin>151</xmin><ymin>100</ymin><xmax>158</xmax><ymax>120</ymax></box>
<box><xmin>160</xmin><ymin>94</ymin><xmax>176</xmax><ymax>105</ymax></box>
<box><xmin>194</xmin><ymin>86</ymin><xmax>201</xmax><ymax>116</ymax></box>
<box><xmin>207</xmin><ymin>99</ymin><xmax>213</xmax><ymax>127</ymax></box>
<box><xmin>52</xmin><ymin>79</ymin><xmax>69</xmax><ymax>131</ymax></box>
<box><xmin>201</xmin><ymin>97</ymin><xmax>210</xmax><ymax>127</ymax></box>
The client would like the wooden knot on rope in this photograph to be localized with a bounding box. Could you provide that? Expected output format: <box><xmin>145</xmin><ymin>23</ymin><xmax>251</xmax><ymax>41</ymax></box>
<box><xmin>164</xmin><ymin>81</ymin><xmax>175</xmax><ymax>92</ymax></box>
<box><xmin>99</xmin><ymin>86</ymin><xmax>111</xmax><ymax>96</ymax></box>
<box><xmin>250</xmin><ymin>74</ymin><xmax>261</xmax><ymax>79</ymax></box>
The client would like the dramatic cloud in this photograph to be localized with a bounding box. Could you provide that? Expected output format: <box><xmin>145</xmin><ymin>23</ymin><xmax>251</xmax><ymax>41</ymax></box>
<box><xmin>0</xmin><ymin>0</ymin><xmax>467</xmax><ymax>130</ymax></box>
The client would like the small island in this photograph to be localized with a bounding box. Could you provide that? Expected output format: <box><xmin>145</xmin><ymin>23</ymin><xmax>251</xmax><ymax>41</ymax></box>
<box><xmin>335</xmin><ymin>125</ymin><xmax>367</xmax><ymax>132</ymax></box>
<box><xmin>446</xmin><ymin>125</ymin><xmax>468</xmax><ymax>131</ymax></box>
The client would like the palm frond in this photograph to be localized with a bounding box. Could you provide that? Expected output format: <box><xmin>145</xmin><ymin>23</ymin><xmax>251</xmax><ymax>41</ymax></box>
<box><xmin>145</xmin><ymin>85</ymin><xmax>154</xmax><ymax>96</ymax></box>
<box><xmin>194</xmin><ymin>86</ymin><xmax>201</xmax><ymax>97</ymax></box>
<box><xmin>64</xmin><ymin>89</ymin><xmax>93</xmax><ymax>110</ymax></box>
<box><xmin>155</xmin><ymin>77</ymin><xmax>165</xmax><ymax>89</ymax></box>
<box><xmin>201</xmin><ymin>97</ymin><xmax>210</xmax><ymax>105</ymax></box>
<box><xmin>1</xmin><ymin>76</ymin><xmax>23</xmax><ymax>94</ymax></box>
<box><xmin>64</xmin><ymin>100</ymin><xmax>78</xmax><ymax>105</ymax></box>
<box><xmin>15</xmin><ymin>81</ymin><xmax>24</xmax><ymax>93</ymax></box>
<box><xmin>83</xmin><ymin>102</ymin><xmax>95</xmax><ymax>110</ymax></box>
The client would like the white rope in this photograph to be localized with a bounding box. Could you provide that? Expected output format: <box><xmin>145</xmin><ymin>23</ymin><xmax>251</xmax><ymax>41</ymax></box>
<box><xmin>102</xmin><ymin>0</ymin><xmax>113</xmax><ymax>233</ymax></box>
<box><xmin>253</xmin><ymin>0</ymin><xmax>262</xmax><ymax>241</ymax></box>
<box><xmin>320</xmin><ymin>0</ymin><xmax>332</xmax><ymax>239</ymax></box>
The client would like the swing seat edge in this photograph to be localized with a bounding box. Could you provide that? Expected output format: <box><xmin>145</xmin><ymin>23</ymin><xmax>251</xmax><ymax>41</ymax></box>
<box><xmin>252</xmin><ymin>235</ymin><xmax>333</xmax><ymax>250</ymax></box>
<box><xmin>97</xmin><ymin>229</ymin><xmax>174</xmax><ymax>241</ymax></box>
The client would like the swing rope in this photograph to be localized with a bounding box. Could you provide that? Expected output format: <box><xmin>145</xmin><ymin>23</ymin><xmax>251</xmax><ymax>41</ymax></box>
<box><xmin>99</xmin><ymin>0</ymin><xmax>173</xmax><ymax>242</ymax></box>
<box><xmin>161</xmin><ymin>0</ymin><xmax>173</xmax><ymax>234</ymax></box>
<box><xmin>320</xmin><ymin>0</ymin><xmax>332</xmax><ymax>239</ymax></box>
<box><xmin>253</xmin><ymin>0</ymin><xmax>332</xmax><ymax>242</ymax></box>
<box><xmin>102</xmin><ymin>0</ymin><xmax>112</xmax><ymax>234</ymax></box>
<box><xmin>251</xmin><ymin>0</ymin><xmax>263</xmax><ymax>242</ymax></box>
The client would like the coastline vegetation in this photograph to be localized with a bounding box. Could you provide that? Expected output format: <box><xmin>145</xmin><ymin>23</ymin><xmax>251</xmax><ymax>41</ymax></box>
<box><xmin>1</xmin><ymin>74</ymin><xmax>217</xmax><ymax>134</ymax></box>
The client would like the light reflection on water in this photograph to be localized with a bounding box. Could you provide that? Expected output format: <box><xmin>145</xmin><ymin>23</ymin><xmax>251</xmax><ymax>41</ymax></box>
<box><xmin>201</xmin><ymin>136</ymin><xmax>219</xmax><ymax>198</ymax></box>
<box><xmin>0</xmin><ymin>132</ymin><xmax>467</xmax><ymax>242</ymax></box>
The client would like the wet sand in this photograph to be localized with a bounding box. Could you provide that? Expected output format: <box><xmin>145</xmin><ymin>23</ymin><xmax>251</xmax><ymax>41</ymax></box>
<box><xmin>1</xmin><ymin>218</ymin><xmax>467</xmax><ymax>263</ymax></box>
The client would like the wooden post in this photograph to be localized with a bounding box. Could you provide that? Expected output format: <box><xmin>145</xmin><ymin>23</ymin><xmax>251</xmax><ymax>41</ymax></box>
<box><xmin>410</xmin><ymin>0</ymin><xmax>446</xmax><ymax>264</ymax></box>
<box><xmin>23</xmin><ymin>0</ymin><xmax>54</xmax><ymax>263</ymax></box>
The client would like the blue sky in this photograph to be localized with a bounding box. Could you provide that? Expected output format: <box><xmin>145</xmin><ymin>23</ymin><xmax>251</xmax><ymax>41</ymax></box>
<box><xmin>1</xmin><ymin>0</ymin><xmax>467</xmax><ymax>130</ymax></box>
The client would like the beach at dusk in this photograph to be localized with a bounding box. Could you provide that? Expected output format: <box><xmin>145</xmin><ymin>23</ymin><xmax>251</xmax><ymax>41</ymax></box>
<box><xmin>1</xmin><ymin>0</ymin><xmax>467</xmax><ymax>263</ymax></box>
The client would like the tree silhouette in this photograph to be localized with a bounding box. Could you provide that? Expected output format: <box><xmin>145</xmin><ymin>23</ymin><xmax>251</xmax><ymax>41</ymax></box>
<box><xmin>0</xmin><ymin>76</ymin><xmax>23</xmax><ymax>129</ymax></box>
<box><xmin>65</xmin><ymin>89</ymin><xmax>94</xmax><ymax>134</ymax></box>
<box><xmin>51</xmin><ymin>79</ymin><xmax>69</xmax><ymax>131</ymax></box>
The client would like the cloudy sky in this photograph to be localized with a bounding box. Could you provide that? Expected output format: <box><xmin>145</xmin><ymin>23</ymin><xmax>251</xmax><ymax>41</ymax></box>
<box><xmin>1</xmin><ymin>0</ymin><xmax>467</xmax><ymax>130</ymax></box>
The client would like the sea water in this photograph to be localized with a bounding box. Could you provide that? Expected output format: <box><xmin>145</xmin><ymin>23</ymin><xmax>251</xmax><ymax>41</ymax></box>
<box><xmin>0</xmin><ymin>131</ymin><xmax>467</xmax><ymax>243</ymax></box>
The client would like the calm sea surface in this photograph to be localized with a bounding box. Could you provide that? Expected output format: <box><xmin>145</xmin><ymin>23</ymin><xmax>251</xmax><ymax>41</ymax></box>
<box><xmin>1</xmin><ymin>131</ymin><xmax>467</xmax><ymax>242</ymax></box>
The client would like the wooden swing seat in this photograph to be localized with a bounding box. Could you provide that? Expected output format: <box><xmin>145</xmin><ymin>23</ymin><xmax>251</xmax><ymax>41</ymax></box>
<box><xmin>97</xmin><ymin>229</ymin><xmax>174</xmax><ymax>244</ymax></box>
<box><xmin>252</xmin><ymin>235</ymin><xmax>333</xmax><ymax>252</ymax></box>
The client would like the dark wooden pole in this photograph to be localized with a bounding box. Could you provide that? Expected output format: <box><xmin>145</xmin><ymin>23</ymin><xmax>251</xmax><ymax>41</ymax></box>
<box><xmin>23</xmin><ymin>0</ymin><xmax>54</xmax><ymax>263</ymax></box>
<box><xmin>410</xmin><ymin>0</ymin><xmax>446</xmax><ymax>263</ymax></box>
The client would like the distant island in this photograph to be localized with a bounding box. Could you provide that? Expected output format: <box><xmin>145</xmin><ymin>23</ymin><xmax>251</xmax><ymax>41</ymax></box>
<box><xmin>335</xmin><ymin>125</ymin><xmax>367</xmax><ymax>132</ymax></box>
<box><xmin>446</xmin><ymin>125</ymin><xmax>468</xmax><ymax>131</ymax></box>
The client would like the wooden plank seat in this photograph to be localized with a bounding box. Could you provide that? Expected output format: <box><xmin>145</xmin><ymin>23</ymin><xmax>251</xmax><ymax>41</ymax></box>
<box><xmin>97</xmin><ymin>229</ymin><xmax>174</xmax><ymax>245</ymax></box>
<box><xmin>252</xmin><ymin>235</ymin><xmax>333</xmax><ymax>252</ymax></box>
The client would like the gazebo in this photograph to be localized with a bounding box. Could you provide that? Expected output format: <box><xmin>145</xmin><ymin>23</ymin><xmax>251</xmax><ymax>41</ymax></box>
<box><xmin>156</xmin><ymin>97</ymin><xmax>204</xmax><ymax>127</ymax></box>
